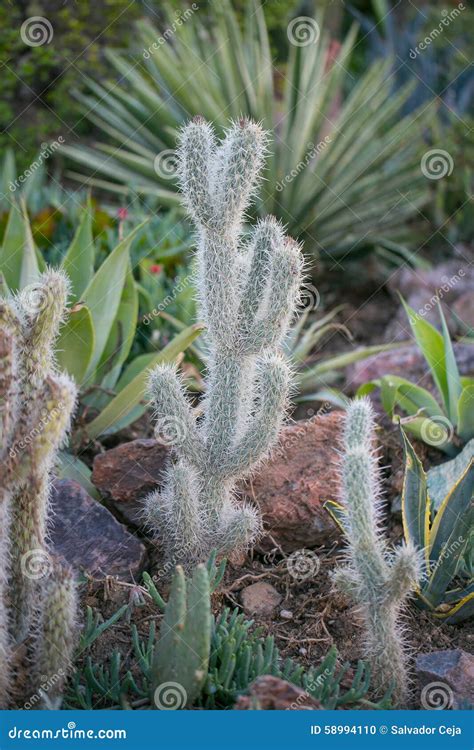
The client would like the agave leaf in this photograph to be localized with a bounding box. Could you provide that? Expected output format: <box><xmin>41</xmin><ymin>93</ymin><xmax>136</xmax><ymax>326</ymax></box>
<box><xmin>61</xmin><ymin>198</ymin><xmax>95</xmax><ymax>299</ymax></box>
<box><xmin>438</xmin><ymin>303</ymin><xmax>461</xmax><ymax>424</ymax></box>
<box><xmin>427</xmin><ymin>439</ymin><xmax>474</xmax><ymax>511</ymax></box>
<box><xmin>324</xmin><ymin>500</ymin><xmax>347</xmax><ymax>532</ymax></box>
<box><xmin>378</xmin><ymin>374</ymin><xmax>442</xmax><ymax>420</ymax></box>
<box><xmin>56</xmin><ymin>304</ymin><xmax>95</xmax><ymax>384</ymax></box>
<box><xmin>400</xmin><ymin>428</ymin><xmax>431</xmax><ymax>562</ymax></box>
<box><xmin>85</xmin><ymin>323</ymin><xmax>204</xmax><ymax>438</ymax></box>
<box><xmin>401</xmin><ymin>298</ymin><xmax>449</xmax><ymax>412</ymax></box>
<box><xmin>0</xmin><ymin>201</ymin><xmax>40</xmax><ymax>290</ymax></box>
<box><xmin>425</xmin><ymin>459</ymin><xmax>473</xmax><ymax>604</ymax></box>
<box><xmin>442</xmin><ymin>591</ymin><xmax>474</xmax><ymax>624</ymax></box>
<box><xmin>458</xmin><ymin>385</ymin><xmax>474</xmax><ymax>443</ymax></box>
<box><xmin>82</xmin><ymin>222</ymin><xmax>146</xmax><ymax>380</ymax></box>
<box><xmin>94</xmin><ymin>261</ymin><xmax>139</xmax><ymax>391</ymax></box>
<box><xmin>57</xmin><ymin>451</ymin><xmax>100</xmax><ymax>501</ymax></box>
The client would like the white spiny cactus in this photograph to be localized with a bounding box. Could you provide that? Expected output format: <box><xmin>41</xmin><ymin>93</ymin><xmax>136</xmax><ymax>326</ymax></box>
<box><xmin>144</xmin><ymin>118</ymin><xmax>303</xmax><ymax>566</ymax></box>
<box><xmin>333</xmin><ymin>398</ymin><xmax>420</xmax><ymax>706</ymax></box>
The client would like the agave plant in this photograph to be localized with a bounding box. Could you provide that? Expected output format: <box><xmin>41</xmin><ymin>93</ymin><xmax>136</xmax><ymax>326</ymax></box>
<box><xmin>0</xmin><ymin>200</ymin><xmax>201</xmax><ymax>486</ymax></box>
<box><xmin>358</xmin><ymin>301</ymin><xmax>474</xmax><ymax>456</ymax></box>
<box><xmin>401</xmin><ymin>428</ymin><xmax>473</xmax><ymax>623</ymax></box>
<box><xmin>62</xmin><ymin>0</ymin><xmax>432</xmax><ymax>260</ymax></box>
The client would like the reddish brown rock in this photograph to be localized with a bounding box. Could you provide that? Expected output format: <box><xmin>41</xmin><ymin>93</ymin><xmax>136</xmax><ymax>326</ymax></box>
<box><xmin>416</xmin><ymin>649</ymin><xmax>474</xmax><ymax>709</ymax></box>
<box><xmin>241</xmin><ymin>582</ymin><xmax>282</xmax><ymax>617</ymax></box>
<box><xmin>240</xmin><ymin>413</ymin><xmax>343</xmax><ymax>552</ymax></box>
<box><xmin>92</xmin><ymin>439</ymin><xmax>169</xmax><ymax>523</ymax></box>
<box><xmin>235</xmin><ymin>676</ymin><xmax>323</xmax><ymax>710</ymax></box>
<box><xmin>347</xmin><ymin>343</ymin><xmax>474</xmax><ymax>395</ymax></box>
<box><xmin>49</xmin><ymin>479</ymin><xmax>147</xmax><ymax>581</ymax></box>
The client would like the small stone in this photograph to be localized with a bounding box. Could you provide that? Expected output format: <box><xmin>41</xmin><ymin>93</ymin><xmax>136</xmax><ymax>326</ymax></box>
<box><xmin>49</xmin><ymin>479</ymin><xmax>147</xmax><ymax>581</ymax></box>
<box><xmin>240</xmin><ymin>582</ymin><xmax>282</xmax><ymax>617</ymax></box>
<box><xmin>234</xmin><ymin>676</ymin><xmax>323</xmax><ymax>710</ymax></box>
<box><xmin>280</xmin><ymin>609</ymin><xmax>293</xmax><ymax>620</ymax></box>
<box><xmin>416</xmin><ymin>649</ymin><xmax>474</xmax><ymax>709</ymax></box>
<box><xmin>239</xmin><ymin>413</ymin><xmax>344</xmax><ymax>552</ymax></box>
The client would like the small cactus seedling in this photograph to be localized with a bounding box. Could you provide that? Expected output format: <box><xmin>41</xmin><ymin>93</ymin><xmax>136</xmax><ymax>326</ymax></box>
<box><xmin>329</xmin><ymin>398</ymin><xmax>420</xmax><ymax>705</ymax></box>
<box><xmin>144</xmin><ymin>118</ymin><xmax>303</xmax><ymax>567</ymax></box>
<box><xmin>0</xmin><ymin>269</ymin><xmax>78</xmax><ymax>708</ymax></box>
<box><xmin>150</xmin><ymin>564</ymin><xmax>211</xmax><ymax>709</ymax></box>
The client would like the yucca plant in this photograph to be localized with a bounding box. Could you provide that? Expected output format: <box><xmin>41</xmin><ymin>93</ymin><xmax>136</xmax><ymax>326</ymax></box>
<box><xmin>0</xmin><ymin>201</ymin><xmax>202</xmax><ymax>488</ymax></box>
<box><xmin>401</xmin><ymin>429</ymin><xmax>473</xmax><ymax>624</ymax></box>
<box><xmin>359</xmin><ymin>301</ymin><xmax>474</xmax><ymax>455</ymax></box>
<box><xmin>62</xmin><ymin>0</ymin><xmax>432</xmax><ymax>260</ymax></box>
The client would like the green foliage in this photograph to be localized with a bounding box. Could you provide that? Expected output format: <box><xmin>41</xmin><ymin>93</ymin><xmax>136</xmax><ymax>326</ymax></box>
<box><xmin>401</xmin><ymin>429</ymin><xmax>474</xmax><ymax>624</ymax></box>
<box><xmin>328</xmin><ymin>399</ymin><xmax>419</xmax><ymax>706</ymax></box>
<box><xmin>0</xmin><ymin>1</ymin><xmax>139</xmax><ymax>166</ymax></box>
<box><xmin>62</xmin><ymin>0</ymin><xmax>432</xmax><ymax>260</ymax></box>
<box><xmin>66</xmin><ymin>563</ymin><xmax>391</xmax><ymax>710</ymax></box>
<box><xmin>358</xmin><ymin>301</ymin><xmax>474</xmax><ymax>455</ymax></box>
<box><xmin>144</xmin><ymin>118</ymin><xmax>303</xmax><ymax>567</ymax></box>
<box><xmin>0</xmin><ymin>201</ymin><xmax>202</xmax><ymax>453</ymax></box>
<box><xmin>0</xmin><ymin>270</ymin><xmax>78</xmax><ymax>708</ymax></box>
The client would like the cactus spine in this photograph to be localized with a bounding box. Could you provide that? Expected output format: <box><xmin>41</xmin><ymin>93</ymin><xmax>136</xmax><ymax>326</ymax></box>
<box><xmin>144</xmin><ymin>118</ymin><xmax>303</xmax><ymax>567</ymax></box>
<box><xmin>151</xmin><ymin>564</ymin><xmax>211</xmax><ymax>709</ymax></box>
<box><xmin>333</xmin><ymin>398</ymin><xmax>419</xmax><ymax>705</ymax></box>
<box><xmin>0</xmin><ymin>270</ymin><xmax>78</xmax><ymax>708</ymax></box>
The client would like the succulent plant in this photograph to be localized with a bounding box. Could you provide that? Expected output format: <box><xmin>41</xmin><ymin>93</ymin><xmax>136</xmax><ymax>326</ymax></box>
<box><xmin>143</xmin><ymin>118</ymin><xmax>303</xmax><ymax>567</ymax></box>
<box><xmin>0</xmin><ymin>269</ymin><xmax>78</xmax><ymax>708</ymax></box>
<box><xmin>327</xmin><ymin>399</ymin><xmax>420</xmax><ymax>705</ymax></box>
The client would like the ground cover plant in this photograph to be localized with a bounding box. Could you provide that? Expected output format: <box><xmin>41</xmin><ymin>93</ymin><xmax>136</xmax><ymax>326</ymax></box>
<box><xmin>0</xmin><ymin>0</ymin><xmax>472</xmax><ymax>721</ymax></box>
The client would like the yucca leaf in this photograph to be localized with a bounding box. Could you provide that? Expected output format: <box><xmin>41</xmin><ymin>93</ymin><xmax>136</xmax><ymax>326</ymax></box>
<box><xmin>458</xmin><ymin>384</ymin><xmax>474</xmax><ymax>443</ymax></box>
<box><xmin>438</xmin><ymin>303</ymin><xmax>462</xmax><ymax>424</ymax></box>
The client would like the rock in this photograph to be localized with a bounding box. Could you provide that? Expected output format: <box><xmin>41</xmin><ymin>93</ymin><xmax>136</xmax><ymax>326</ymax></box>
<box><xmin>240</xmin><ymin>413</ymin><xmax>343</xmax><ymax>552</ymax></box>
<box><xmin>49</xmin><ymin>479</ymin><xmax>147</xmax><ymax>581</ymax></box>
<box><xmin>416</xmin><ymin>650</ymin><xmax>474</xmax><ymax>709</ymax></box>
<box><xmin>241</xmin><ymin>582</ymin><xmax>282</xmax><ymax>617</ymax></box>
<box><xmin>280</xmin><ymin>609</ymin><xmax>293</xmax><ymax>620</ymax></box>
<box><xmin>385</xmin><ymin>261</ymin><xmax>474</xmax><ymax>342</ymax></box>
<box><xmin>234</xmin><ymin>676</ymin><xmax>323</xmax><ymax>710</ymax></box>
<box><xmin>92</xmin><ymin>439</ymin><xmax>169</xmax><ymax>524</ymax></box>
<box><xmin>348</xmin><ymin>343</ymin><xmax>474</xmax><ymax>395</ymax></box>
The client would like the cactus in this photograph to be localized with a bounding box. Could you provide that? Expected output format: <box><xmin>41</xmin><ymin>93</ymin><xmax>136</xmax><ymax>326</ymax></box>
<box><xmin>150</xmin><ymin>564</ymin><xmax>211</xmax><ymax>709</ymax></box>
<box><xmin>0</xmin><ymin>269</ymin><xmax>78</xmax><ymax>708</ymax></box>
<box><xmin>144</xmin><ymin>118</ymin><xmax>303</xmax><ymax>567</ymax></box>
<box><xmin>331</xmin><ymin>398</ymin><xmax>420</xmax><ymax>705</ymax></box>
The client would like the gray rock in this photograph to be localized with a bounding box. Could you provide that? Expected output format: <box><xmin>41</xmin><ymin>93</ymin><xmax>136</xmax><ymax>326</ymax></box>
<box><xmin>241</xmin><ymin>582</ymin><xmax>282</xmax><ymax>617</ymax></box>
<box><xmin>50</xmin><ymin>479</ymin><xmax>147</xmax><ymax>581</ymax></box>
<box><xmin>416</xmin><ymin>649</ymin><xmax>474</xmax><ymax>709</ymax></box>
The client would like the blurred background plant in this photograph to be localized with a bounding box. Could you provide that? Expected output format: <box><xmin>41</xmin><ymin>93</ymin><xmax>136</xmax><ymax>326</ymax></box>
<box><xmin>61</xmin><ymin>0</ymin><xmax>434</xmax><ymax>263</ymax></box>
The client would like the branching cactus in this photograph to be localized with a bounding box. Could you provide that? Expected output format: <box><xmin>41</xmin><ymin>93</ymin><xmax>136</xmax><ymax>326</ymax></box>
<box><xmin>332</xmin><ymin>398</ymin><xmax>420</xmax><ymax>705</ymax></box>
<box><xmin>0</xmin><ymin>269</ymin><xmax>78</xmax><ymax>708</ymax></box>
<box><xmin>144</xmin><ymin>118</ymin><xmax>303</xmax><ymax>567</ymax></box>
